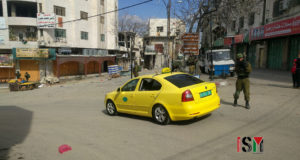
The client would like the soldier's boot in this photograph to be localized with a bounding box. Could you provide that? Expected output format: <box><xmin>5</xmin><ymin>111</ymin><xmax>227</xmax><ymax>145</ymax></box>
<box><xmin>233</xmin><ymin>99</ymin><xmax>237</xmax><ymax>106</ymax></box>
<box><xmin>245</xmin><ymin>101</ymin><xmax>250</xmax><ymax>109</ymax></box>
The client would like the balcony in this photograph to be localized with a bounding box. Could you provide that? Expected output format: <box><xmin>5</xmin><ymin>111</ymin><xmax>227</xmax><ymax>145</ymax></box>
<box><xmin>8</xmin><ymin>17</ymin><xmax>37</xmax><ymax>26</ymax></box>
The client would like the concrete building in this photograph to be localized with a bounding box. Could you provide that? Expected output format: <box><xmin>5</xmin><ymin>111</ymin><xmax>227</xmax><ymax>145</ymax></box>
<box><xmin>202</xmin><ymin>0</ymin><xmax>300</xmax><ymax>70</ymax></box>
<box><xmin>0</xmin><ymin>0</ymin><xmax>118</xmax><ymax>82</ymax></box>
<box><xmin>144</xmin><ymin>18</ymin><xmax>185</xmax><ymax>69</ymax></box>
<box><xmin>117</xmin><ymin>32</ymin><xmax>143</xmax><ymax>71</ymax></box>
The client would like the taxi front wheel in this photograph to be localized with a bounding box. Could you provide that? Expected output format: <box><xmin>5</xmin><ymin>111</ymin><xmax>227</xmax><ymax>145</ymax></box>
<box><xmin>153</xmin><ymin>105</ymin><xmax>170</xmax><ymax>125</ymax></box>
<box><xmin>106</xmin><ymin>100</ymin><xmax>117</xmax><ymax>116</ymax></box>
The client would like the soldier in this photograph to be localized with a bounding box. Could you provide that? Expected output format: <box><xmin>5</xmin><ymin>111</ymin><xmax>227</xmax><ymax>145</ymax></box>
<box><xmin>233</xmin><ymin>53</ymin><xmax>252</xmax><ymax>109</ymax></box>
<box><xmin>25</xmin><ymin>72</ymin><xmax>30</xmax><ymax>82</ymax></box>
<box><xmin>187</xmin><ymin>55</ymin><xmax>196</xmax><ymax>74</ymax></box>
<box><xmin>133</xmin><ymin>61</ymin><xmax>139</xmax><ymax>77</ymax></box>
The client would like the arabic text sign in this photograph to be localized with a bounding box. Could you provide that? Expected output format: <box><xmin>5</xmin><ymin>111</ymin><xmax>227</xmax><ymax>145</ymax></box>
<box><xmin>16</xmin><ymin>48</ymin><xmax>49</xmax><ymax>58</ymax></box>
<box><xmin>181</xmin><ymin>33</ymin><xmax>199</xmax><ymax>55</ymax></box>
<box><xmin>37</xmin><ymin>13</ymin><xmax>56</xmax><ymax>28</ymax></box>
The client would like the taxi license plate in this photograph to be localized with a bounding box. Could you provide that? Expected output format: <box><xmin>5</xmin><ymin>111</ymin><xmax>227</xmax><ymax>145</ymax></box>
<box><xmin>200</xmin><ymin>90</ymin><xmax>212</xmax><ymax>98</ymax></box>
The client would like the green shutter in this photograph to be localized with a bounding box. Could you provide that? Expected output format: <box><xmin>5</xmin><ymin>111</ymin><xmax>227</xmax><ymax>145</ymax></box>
<box><xmin>248</xmin><ymin>44</ymin><xmax>256</xmax><ymax>68</ymax></box>
<box><xmin>288</xmin><ymin>36</ymin><xmax>300</xmax><ymax>69</ymax></box>
<box><xmin>267</xmin><ymin>39</ymin><xmax>284</xmax><ymax>69</ymax></box>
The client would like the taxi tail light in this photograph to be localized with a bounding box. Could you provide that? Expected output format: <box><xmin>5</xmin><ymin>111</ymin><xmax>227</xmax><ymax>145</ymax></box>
<box><xmin>182</xmin><ymin>90</ymin><xmax>194</xmax><ymax>102</ymax></box>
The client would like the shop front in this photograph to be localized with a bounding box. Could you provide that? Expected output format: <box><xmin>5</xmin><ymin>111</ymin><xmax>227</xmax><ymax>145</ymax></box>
<box><xmin>55</xmin><ymin>55</ymin><xmax>115</xmax><ymax>78</ymax></box>
<box><xmin>0</xmin><ymin>53</ymin><xmax>14</xmax><ymax>82</ymax></box>
<box><xmin>250</xmin><ymin>16</ymin><xmax>300</xmax><ymax>70</ymax></box>
<box><xmin>12</xmin><ymin>48</ymin><xmax>56</xmax><ymax>82</ymax></box>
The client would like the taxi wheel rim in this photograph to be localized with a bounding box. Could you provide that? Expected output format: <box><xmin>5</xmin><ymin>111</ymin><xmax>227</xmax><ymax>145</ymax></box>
<box><xmin>155</xmin><ymin>107</ymin><xmax>166</xmax><ymax>123</ymax></box>
<box><xmin>107</xmin><ymin>102</ymin><xmax>115</xmax><ymax>114</ymax></box>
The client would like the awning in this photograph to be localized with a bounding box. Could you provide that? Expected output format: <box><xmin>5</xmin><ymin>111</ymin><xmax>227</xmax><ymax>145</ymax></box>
<box><xmin>243</xmin><ymin>32</ymin><xmax>249</xmax><ymax>43</ymax></box>
<box><xmin>213</xmin><ymin>38</ymin><xmax>224</xmax><ymax>47</ymax></box>
<box><xmin>234</xmin><ymin>34</ymin><xmax>244</xmax><ymax>44</ymax></box>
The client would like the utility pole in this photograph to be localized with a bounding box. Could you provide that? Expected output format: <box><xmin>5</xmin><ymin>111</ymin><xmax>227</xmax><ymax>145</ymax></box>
<box><xmin>209</xmin><ymin>0</ymin><xmax>215</xmax><ymax>81</ymax></box>
<box><xmin>167</xmin><ymin>0</ymin><xmax>171</xmax><ymax>68</ymax></box>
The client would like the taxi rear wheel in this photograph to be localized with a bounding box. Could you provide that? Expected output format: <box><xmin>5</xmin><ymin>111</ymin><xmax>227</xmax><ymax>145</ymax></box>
<box><xmin>106</xmin><ymin>100</ymin><xmax>117</xmax><ymax>116</ymax></box>
<box><xmin>152</xmin><ymin>105</ymin><xmax>170</xmax><ymax>125</ymax></box>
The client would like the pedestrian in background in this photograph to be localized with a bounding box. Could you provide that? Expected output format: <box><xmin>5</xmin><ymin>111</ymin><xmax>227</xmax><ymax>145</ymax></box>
<box><xmin>291</xmin><ymin>59</ymin><xmax>297</xmax><ymax>88</ymax></box>
<box><xmin>233</xmin><ymin>53</ymin><xmax>252</xmax><ymax>109</ymax></box>
<box><xmin>295</xmin><ymin>52</ymin><xmax>300</xmax><ymax>88</ymax></box>
<box><xmin>133</xmin><ymin>61</ymin><xmax>139</xmax><ymax>77</ymax></box>
<box><xmin>187</xmin><ymin>55</ymin><xmax>196</xmax><ymax>74</ymax></box>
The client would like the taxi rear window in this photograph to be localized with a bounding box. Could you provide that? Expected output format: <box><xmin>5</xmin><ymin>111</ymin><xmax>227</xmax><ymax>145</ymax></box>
<box><xmin>164</xmin><ymin>74</ymin><xmax>204</xmax><ymax>88</ymax></box>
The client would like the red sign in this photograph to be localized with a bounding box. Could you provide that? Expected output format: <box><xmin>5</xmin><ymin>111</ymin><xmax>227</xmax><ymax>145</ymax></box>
<box><xmin>181</xmin><ymin>33</ymin><xmax>199</xmax><ymax>55</ymax></box>
<box><xmin>58</xmin><ymin>17</ymin><xmax>63</xmax><ymax>27</ymax></box>
<box><xmin>264</xmin><ymin>18</ymin><xmax>293</xmax><ymax>38</ymax></box>
<box><xmin>250</xmin><ymin>26</ymin><xmax>265</xmax><ymax>41</ymax></box>
<box><xmin>250</xmin><ymin>16</ymin><xmax>300</xmax><ymax>40</ymax></box>
<box><xmin>234</xmin><ymin>34</ymin><xmax>244</xmax><ymax>43</ymax></box>
<box><xmin>224</xmin><ymin>37</ymin><xmax>233</xmax><ymax>46</ymax></box>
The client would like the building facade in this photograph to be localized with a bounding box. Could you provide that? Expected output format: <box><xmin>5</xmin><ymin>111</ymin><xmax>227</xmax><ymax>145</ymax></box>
<box><xmin>202</xmin><ymin>0</ymin><xmax>300</xmax><ymax>70</ymax></box>
<box><xmin>0</xmin><ymin>0</ymin><xmax>118</xmax><ymax>82</ymax></box>
<box><xmin>144</xmin><ymin>18</ymin><xmax>185</xmax><ymax>69</ymax></box>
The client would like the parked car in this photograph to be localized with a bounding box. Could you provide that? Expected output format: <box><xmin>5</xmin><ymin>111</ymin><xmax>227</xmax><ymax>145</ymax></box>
<box><xmin>105</xmin><ymin>72</ymin><xmax>220</xmax><ymax>125</ymax></box>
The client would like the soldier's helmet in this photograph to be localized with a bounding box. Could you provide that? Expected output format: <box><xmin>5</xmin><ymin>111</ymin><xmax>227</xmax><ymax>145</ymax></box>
<box><xmin>236</xmin><ymin>53</ymin><xmax>244</xmax><ymax>59</ymax></box>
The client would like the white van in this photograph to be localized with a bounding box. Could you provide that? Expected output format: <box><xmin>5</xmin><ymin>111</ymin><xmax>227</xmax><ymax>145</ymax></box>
<box><xmin>199</xmin><ymin>49</ymin><xmax>235</xmax><ymax>76</ymax></box>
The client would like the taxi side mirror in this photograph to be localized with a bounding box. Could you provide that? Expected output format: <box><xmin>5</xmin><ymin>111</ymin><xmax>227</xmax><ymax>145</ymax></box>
<box><xmin>117</xmin><ymin>88</ymin><xmax>120</xmax><ymax>92</ymax></box>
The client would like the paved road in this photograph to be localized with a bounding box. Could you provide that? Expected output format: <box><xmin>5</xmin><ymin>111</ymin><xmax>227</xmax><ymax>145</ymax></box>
<box><xmin>0</xmin><ymin>70</ymin><xmax>299</xmax><ymax>160</ymax></box>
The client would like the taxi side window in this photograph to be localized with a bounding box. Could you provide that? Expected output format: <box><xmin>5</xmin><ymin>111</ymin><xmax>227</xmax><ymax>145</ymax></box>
<box><xmin>139</xmin><ymin>78</ymin><xmax>162</xmax><ymax>91</ymax></box>
<box><xmin>122</xmin><ymin>79</ymin><xmax>139</xmax><ymax>91</ymax></box>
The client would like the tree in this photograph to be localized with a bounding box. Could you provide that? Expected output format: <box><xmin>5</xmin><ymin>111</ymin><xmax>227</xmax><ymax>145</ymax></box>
<box><xmin>174</xmin><ymin>0</ymin><xmax>262</xmax><ymax>33</ymax></box>
<box><xmin>118</xmin><ymin>13</ymin><xmax>148</xmax><ymax>36</ymax></box>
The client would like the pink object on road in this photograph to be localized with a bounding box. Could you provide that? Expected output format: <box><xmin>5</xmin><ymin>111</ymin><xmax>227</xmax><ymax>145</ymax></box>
<box><xmin>58</xmin><ymin>144</ymin><xmax>72</xmax><ymax>154</ymax></box>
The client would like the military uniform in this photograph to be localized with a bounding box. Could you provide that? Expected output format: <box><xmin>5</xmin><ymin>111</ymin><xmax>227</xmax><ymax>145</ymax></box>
<box><xmin>187</xmin><ymin>56</ymin><xmax>196</xmax><ymax>74</ymax></box>
<box><xmin>234</xmin><ymin>53</ymin><xmax>252</xmax><ymax>109</ymax></box>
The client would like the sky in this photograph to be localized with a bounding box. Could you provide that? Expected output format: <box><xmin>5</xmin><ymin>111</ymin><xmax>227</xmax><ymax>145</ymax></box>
<box><xmin>118</xmin><ymin>0</ymin><xmax>168</xmax><ymax>20</ymax></box>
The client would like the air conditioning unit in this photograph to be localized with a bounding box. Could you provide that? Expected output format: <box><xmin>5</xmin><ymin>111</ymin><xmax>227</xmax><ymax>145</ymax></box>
<box><xmin>279</xmin><ymin>0</ymin><xmax>289</xmax><ymax>11</ymax></box>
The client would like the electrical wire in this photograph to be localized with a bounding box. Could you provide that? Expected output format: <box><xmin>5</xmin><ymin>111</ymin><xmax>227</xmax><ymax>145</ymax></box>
<box><xmin>0</xmin><ymin>0</ymin><xmax>153</xmax><ymax>30</ymax></box>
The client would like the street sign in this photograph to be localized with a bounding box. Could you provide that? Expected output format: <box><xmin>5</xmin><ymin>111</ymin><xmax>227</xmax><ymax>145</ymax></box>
<box><xmin>181</xmin><ymin>33</ymin><xmax>199</xmax><ymax>55</ymax></box>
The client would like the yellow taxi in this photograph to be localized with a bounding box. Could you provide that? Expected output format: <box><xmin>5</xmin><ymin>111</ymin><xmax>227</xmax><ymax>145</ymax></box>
<box><xmin>105</xmin><ymin>72</ymin><xmax>220</xmax><ymax>125</ymax></box>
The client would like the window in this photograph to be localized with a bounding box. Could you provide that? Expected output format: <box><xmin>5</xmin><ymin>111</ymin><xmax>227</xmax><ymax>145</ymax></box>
<box><xmin>101</xmin><ymin>34</ymin><xmax>105</xmax><ymax>41</ymax></box>
<box><xmin>81</xmin><ymin>31</ymin><xmax>88</xmax><ymax>40</ymax></box>
<box><xmin>101</xmin><ymin>0</ymin><xmax>104</xmax><ymax>6</ymax></box>
<box><xmin>100</xmin><ymin>16</ymin><xmax>105</xmax><ymax>24</ymax></box>
<box><xmin>239</xmin><ymin>17</ymin><xmax>244</xmax><ymax>28</ymax></box>
<box><xmin>39</xmin><ymin>3</ymin><xmax>43</xmax><ymax>12</ymax></box>
<box><xmin>55</xmin><ymin>29</ymin><xmax>66</xmax><ymax>38</ymax></box>
<box><xmin>80</xmin><ymin>11</ymin><xmax>88</xmax><ymax>20</ymax></box>
<box><xmin>122</xmin><ymin>79</ymin><xmax>139</xmax><ymax>91</ymax></box>
<box><xmin>248</xmin><ymin>12</ymin><xmax>255</xmax><ymax>25</ymax></box>
<box><xmin>231</xmin><ymin>21</ymin><xmax>236</xmax><ymax>31</ymax></box>
<box><xmin>165</xmin><ymin>74</ymin><xmax>203</xmax><ymax>88</ymax></box>
<box><xmin>157</xmin><ymin>26</ymin><xmax>163</xmax><ymax>32</ymax></box>
<box><xmin>139</xmin><ymin>78</ymin><xmax>162</xmax><ymax>91</ymax></box>
<box><xmin>40</xmin><ymin>29</ymin><xmax>44</xmax><ymax>37</ymax></box>
<box><xmin>54</xmin><ymin>6</ymin><xmax>65</xmax><ymax>16</ymax></box>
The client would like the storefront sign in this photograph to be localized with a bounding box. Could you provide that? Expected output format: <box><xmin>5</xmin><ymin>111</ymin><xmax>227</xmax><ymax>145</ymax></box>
<box><xmin>16</xmin><ymin>48</ymin><xmax>49</xmax><ymax>58</ymax></box>
<box><xmin>0</xmin><ymin>54</ymin><xmax>13</xmax><ymax>67</ymax></box>
<box><xmin>264</xmin><ymin>18</ymin><xmax>293</xmax><ymax>38</ymax></box>
<box><xmin>181</xmin><ymin>33</ymin><xmax>199</xmax><ymax>55</ymax></box>
<box><xmin>234</xmin><ymin>34</ymin><xmax>244</xmax><ymax>44</ymax></box>
<box><xmin>224</xmin><ymin>37</ymin><xmax>233</xmax><ymax>46</ymax></box>
<box><xmin>37</xmin><ymin>13</ymin><xmax>56</xmax><ymax>28</ymax></box>
<box><xmin>250</xmin><ymin>16</ymin><xmax>300</xmax><ymax>41</ymax></box>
